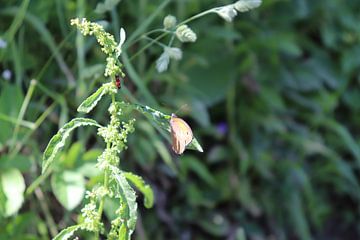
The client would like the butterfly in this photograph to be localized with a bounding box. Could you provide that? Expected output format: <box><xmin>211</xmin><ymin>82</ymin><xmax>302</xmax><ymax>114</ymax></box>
<box><xmin>170</xmin><ymin>114</ymin><xmax>193</xmax><ymax>154</ymax></box>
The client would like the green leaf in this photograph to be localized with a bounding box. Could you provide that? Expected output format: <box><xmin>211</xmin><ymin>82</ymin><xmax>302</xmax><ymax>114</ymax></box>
<box><xmin>0</xmin><ymin>83</ymin><xmax>24</xmax><ymax>145</ymax></box>
<box><xmin>137</xmin><ymin>121</ymin><xmax>176</xmax><ymax>173</ymax></box>
<box><xmin>180</xmin><ymin>156</ymin><xmax>216</xmax><ymax>187</ymax></box>
<box><xmin>109</xmin><ymin>167</ymin><xmax>137</xmax><ymax>239</ymax></box>
<box><xmin>197</xmin><ymin>213</ymin><xmax>230</xmax><ymax>237</ymax></box>
<box><xmin>53</xmin><ymin>224</ymin><xmax>83</xmax><ymax>240</ymax></box>
<box><xmin>77</xmin><ymin>85</ymin><xmax>107</xmax><ymax>113</ymax></box>
<box><xmin>0</xmin><ymin>168</ymin><xmax>25</xmax><ymax>216</ymax></box>
<box><xmin>51</xmin><ymin>171</ymin><xmax>85</xmax><ymax>210</ymax></box>
<box><xmin>0</xmin><ymin>154</ymin><xmax>31</xmax><ymax>172</ymax></box>
<box><xmin>323</xmin><ymin>119</ymin><xmax>360</xmax><ymax>168</ymax></box>
<box><xmin>63</xmin><ymin>142</ymin><xmax>83</xmax><ymax>168</ymax></box>
<box><xmin>289</xmin><ymin>191</ymin><xmax>311</xmax><ymax>240</ymax></box>
<box><xmin>117</xmin><ymin>102</ymin><xmax>204</xmax><ymax>153</ymax></box>
<box><xmin>42</xmin><ymin>118</ymin><xmax>101</xmax><ymax>174</ymax></box>
<box><xmin>124</xmin><ymin>172</ymin><xmax>154</xmax><ymax>208</ymax></box>
<box><xmin>118</xmin><ymin>223</ymin><xmax>128</xmax><ymax>240</ymax></box>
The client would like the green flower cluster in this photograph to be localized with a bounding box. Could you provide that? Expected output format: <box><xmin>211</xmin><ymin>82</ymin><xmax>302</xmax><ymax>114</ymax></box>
<box><xmin>71</xmin><ymin>18</ymin><xmax>125</xmax><ymax>78</ymax></box>
<box><xmin>96</xmin><ymin>103</ymin><xmax>135</xmax><ymax>170</ymax></box>
<box><xmin>71</xmin><ymin>18</ymin><xmax>118</xmax><ymax>55</ymax></box>
<box><xmin>107</xmin><ymin>200</ymin><xmax>129</xmax><ymax>240</ymax></box>
<box><xmin>81</xmin><ymin>200</ymin><xmax>104</xmax><ymax>233</ymax></box>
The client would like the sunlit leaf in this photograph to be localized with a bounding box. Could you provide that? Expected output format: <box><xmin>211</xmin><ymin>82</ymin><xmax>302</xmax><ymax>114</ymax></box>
<box><xmin>51</xmin><ymin>171</ymin><xmax>85</xmax><ymax>210</ymax></box>
<box><xmin>53</xmin><ymin>225</ymin><xmax>83</xmax><ymax>240</ymax></box>
<box><xmin>42</xmin><ymin>118</ymin><xmax>101</xmax><ymax>174</ymax></box>
<box><xmin>77</xmin><ymin>85</ymin><xmax>107</xmax><ymax>113</ymax></box>
<box><xmin>0</xmin><ymin>168</ymin><xmax>25</xmax><ymax>216</ymax></box>
<box><xmin>124</xmin><ymin>172</ymin><xmax>154</xmax><ymax>208</ymax></box>
<box><xmin>109</xmin><ymin>167</ymin><xmax>137</xmax><ymax>239</ymax></box>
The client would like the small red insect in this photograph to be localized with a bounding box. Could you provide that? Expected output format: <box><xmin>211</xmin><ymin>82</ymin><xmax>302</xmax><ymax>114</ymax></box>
<box><xmin>115</xmin><ymin>75</ymin><xmax>121</xmax><ymax>89</ymax></box>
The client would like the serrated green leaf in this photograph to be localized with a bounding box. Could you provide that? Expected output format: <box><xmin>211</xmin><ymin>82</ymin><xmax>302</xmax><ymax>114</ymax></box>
<box><xmin>0</xmin><ymin>168</ymin><xmax>25</xmax><ymax>216</ymax></box>
<box><xmin>53</xmin><ymin>224</ymin><xmax>82</xmax><ymax>240</ymax></box>
<box><xmin>117</xmin><ymin>102</ymin><xmax>204</xmax><ymax>153</ymax></box>
<box><xmin>42</xmin><ymin>118</ymin><xmax>101</xmax><ymax>174</ymax></box>
<box><xmin>109</xmin><ymin>167</ymin><xmax>137</xmax><ymax>239</ymax></box>
<box><xmin>124</xmin><ymin>172</ymin><xmax>154</xmax><ymax>208</ymax></box>
<box><xmin>77</xmin><ymin>85</ymin><xmax>107</xmax><ymax>113</ymax></box>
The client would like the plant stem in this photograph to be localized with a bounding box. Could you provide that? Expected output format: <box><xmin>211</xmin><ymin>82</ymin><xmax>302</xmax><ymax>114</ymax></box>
<box><xmin>128</xmin><ymin>32</ymin><xmax>168</xmax><ymax>61</ymax></box>
<box><xmin>25</xmin><ymin>167</ymin><xmax>51</xmax><ymax>198</ymax></box>
<box><xmin>96</xmin><ymin>141</ymin><xmax>111</xmax><ymax>239</ymax></box>
<box><xmin>128</xmin><ymin>8</ymin><xmax>215</xmax><ymax>62</ymax></box>
<box><xmin>10</xmin><ymin>79</ymin><xmax>37</xmax><ymax>151</ymax></box>
<box><xmin>142</xmin><ymin>35</ymin><xmax>168</xmax><ymax>48</ymax></box>
<box><xmin>9</xmin><ymin>102</ymin><xmax>57</xmax><ymax>158</ymax></box>
<box><xmin>0</xmin><ymin>113</ymin><xmax>35</xmax><ymax>129</ymax></box>
<box><xmin>35</xmin><ymin>188</ymin><xmax>58</xmax><ymax>238</ymax></box>
<box><xmin>112</xmin><ymin>93</ymin><xmax>116</xmax><ymax>104</ymax></box>
<box><xmin>177</xmin><ymin>8</ymin><xmax>215</xmax><ymax>26</ymax></box>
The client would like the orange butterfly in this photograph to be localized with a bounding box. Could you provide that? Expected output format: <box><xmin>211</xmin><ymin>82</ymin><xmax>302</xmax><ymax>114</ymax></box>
<box><xmin>170</xmin><ymin>114</ymin><xmax>193</xmax><ymax>155</ymax></box>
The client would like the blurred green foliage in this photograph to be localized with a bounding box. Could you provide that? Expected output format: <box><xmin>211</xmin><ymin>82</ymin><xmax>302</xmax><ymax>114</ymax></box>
<box><xmin>1</xmin><ymin>0</ymin><xmax>360</xmax><ymax>239</ymax></box>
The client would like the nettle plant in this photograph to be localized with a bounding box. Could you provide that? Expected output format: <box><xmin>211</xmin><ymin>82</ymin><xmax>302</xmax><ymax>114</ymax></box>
<box><xmin>40</xmin><ymin>1</ymin><xmax>261</xmax><ymax>239</ymax></box>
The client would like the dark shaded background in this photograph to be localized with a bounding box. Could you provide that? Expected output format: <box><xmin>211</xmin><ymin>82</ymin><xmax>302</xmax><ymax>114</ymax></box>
<box><xmin>1</xmin><ymin>0</ymin><xmax>360</xmax><ymax>239</ymax></box>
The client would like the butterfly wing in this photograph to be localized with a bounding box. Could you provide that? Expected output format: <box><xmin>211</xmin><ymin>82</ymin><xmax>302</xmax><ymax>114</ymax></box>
<box><xmin>170</xmin><ymin>117</ymin><xmax>193</xmax><ymax>154</ymax></box>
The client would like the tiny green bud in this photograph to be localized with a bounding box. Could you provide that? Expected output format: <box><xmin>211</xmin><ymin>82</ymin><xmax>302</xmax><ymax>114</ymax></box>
<box><xmin>163</xmin><ymin>15</ymin><xmax>177</xmax><ymax>29</ymax></box>
<box><xmin>175</xmin><ymin>25</ymin><xmax>197</xmax><ymax>43</ymax></box>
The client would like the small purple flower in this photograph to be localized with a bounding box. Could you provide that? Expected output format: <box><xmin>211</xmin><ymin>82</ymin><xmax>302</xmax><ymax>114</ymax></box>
<box><xmin>216</xmin><ymin>122</ymin><xmax>228</xmax><ymax>135</ymax></box>
<box><xmin>2</xmin><ymin>69</ymin><xmax>12</xmax><ymax>80</ymax></box>
<box><xmin>0</xmin><ymin>38</ymin><xmax>7</xmax><ymax>49</ymax></box>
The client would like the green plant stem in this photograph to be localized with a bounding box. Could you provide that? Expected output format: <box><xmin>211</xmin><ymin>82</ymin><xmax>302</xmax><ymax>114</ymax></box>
<box><xmin>112</xmin><ymin>94</ymin><xmax>116</xmax><ymax>104</ymax></box>
<box><xmin>35</xmin><ymin>187</ymin><xmax>58</xmax><ymax>238</ymax></box>
<box><xmin>124</xmin><ymin>0</ymin><xmax>172</xmax><ymax>47</ymax></box>
<box><xmin>96</xmin><ymin>141</ymin><xmax>111</xmax><ymax>239</ymax></box>
<box><xmin>0</xmin><ymin>113</ymin><xmax>35</xmax><ymax>129</ymax></box>
<box><xmin>96</xmin><ymin>93</ymin><xmax>116</xmax><ymax>239</ymax></box>
<box><xmin>10</xmin><ymin>79</ymin><xmax>37</xmax><ymax>151</ymax></box>
<box><xmin>168</xmin><ymin>34</ymin><xmax>175</xmax><ymax>47</ymax></box>
<box><xmin>122</xmin><ymin>52</ymin><xmax>158</xmax><ymax>106</ymax></box>
<box><xmin>25</xmin><ymin>167</ymin><xmax>51</xmax><ymax>198</ymax></box>
<box><xmin>9</xmin><ymin>102</ymin><xmax>57</xmax><ymax>158</ymax></box>
<box><xmin>128</xmin><ymin>8</ymin><xmax>215</xmax><ymax>62</ymax></box>
<box><xmin>128</xmin><ymin>32</ymin><xmax>168</xmax><ymax>61</ymax></box>
<box><xmin>76</xmin><ymin>0</ymin><xmax>86</xmax><ymax>98</ymax></box>
<box><xmin>177</xmin><ymin>8</ymin><xmax>215</xmax><ymax>26</ymax></box>
<box><xmin>142</xmin><ymin>35</ymin><xmax>168</xmax><ymax>48</ymax></box>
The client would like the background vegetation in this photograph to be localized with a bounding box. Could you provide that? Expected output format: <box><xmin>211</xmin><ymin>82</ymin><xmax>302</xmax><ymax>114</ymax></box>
<box><xmin>1</xmin><ymin>0</ymin><xmax>360</xmax><ymax>239</ymax></box>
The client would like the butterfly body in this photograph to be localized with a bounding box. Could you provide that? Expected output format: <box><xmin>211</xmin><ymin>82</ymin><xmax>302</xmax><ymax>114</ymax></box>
<box><xmin>170</xmin><ymin>114</ymin><xmax>193</xmax><ymax>154</ymax></box>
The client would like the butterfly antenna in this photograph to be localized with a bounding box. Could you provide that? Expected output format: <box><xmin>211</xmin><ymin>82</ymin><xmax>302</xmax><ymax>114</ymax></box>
<box><xmin>174</xmin><ymin>104</ymin><xmax>189</xmax><ymax>115</ymax></box>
